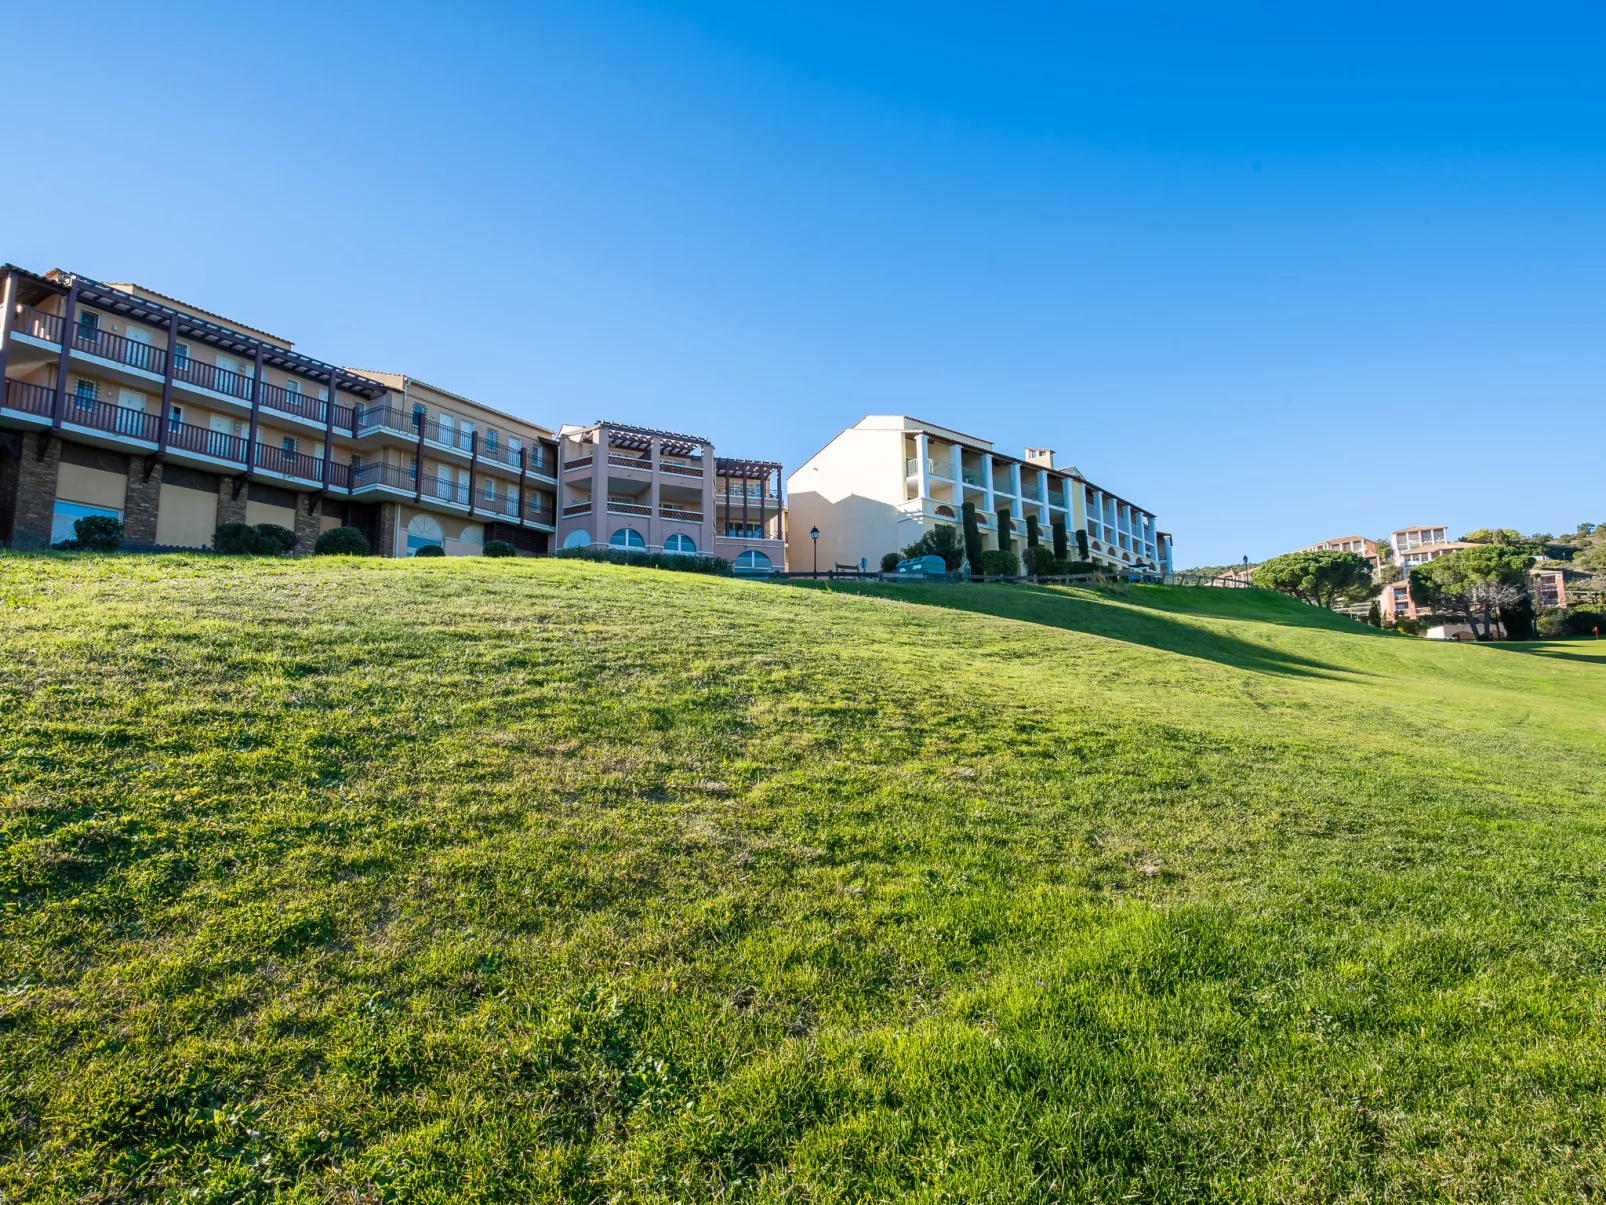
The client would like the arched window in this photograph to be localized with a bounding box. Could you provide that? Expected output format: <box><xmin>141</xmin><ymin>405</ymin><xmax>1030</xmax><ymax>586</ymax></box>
<box><xmin>610</xmin><ymin>528</ymin><xmax>646</xmax><ymax>548</ymax></box>
<box><xmin>663</xmin><ymin>533</ymin><xmax>696</xmax><ymax>555</ymax></box>
<box><xmin>734</xmin><ymin>550</ymin><xmax>772</xmax><ymax>574</ymax></box>
<box><xmin>934</xmin><ymin>505</ymin><xmax>956</xmax><ymax>518</ymax></box>
<box><xmin>406</xmin><ymin>515</ymin><xmax>444</xmax><ymax>555</ymax></box>
<box><xmin>562</xmin><ymin>529</ymin><xmax>592</xmax><ymax>549</ymax></box>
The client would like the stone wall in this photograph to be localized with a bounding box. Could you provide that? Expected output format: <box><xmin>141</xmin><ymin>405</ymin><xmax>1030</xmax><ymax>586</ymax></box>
<box><xmin>9</xmin><ymin>433</ymin><xmax>61</xmax><ymax>548</ymax></box>
<box><xmin>294</xmin><ymin>493</ymin><xmax>321</xmax><ymax>553</ymax></box>
<box><xmin>216</xmin><ymin>474</ymin><xmax>248</xmax><ymax>527</ymax></box>
<box><xmin>376</xmin><ymin>501</ymin><xmax>399</xmax><ymax>558</ymax></box>
<box><xmin>122</xmin><ymin>456</ymin><xmax>163</xmax><ymax>544</ymax></box>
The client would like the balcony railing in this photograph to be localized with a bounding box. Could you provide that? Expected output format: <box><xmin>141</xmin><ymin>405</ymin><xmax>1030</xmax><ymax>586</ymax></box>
<box><xmin>72</xmin><ymin>326</ymin><xmax>168</xmax><ymax>376</ymax></box>
<box><xmin>607</xmin><ymin>453</ymin><xmax>651</xmax><ymax>470</ymax></box>
<box><xmin>254</xmin><ymin>442</ymin><xmax>323</xmax><ymax>482</ymax></box>
<box><xmin>961</xmin><ymin>469</ymin><xmax>986</xmax><ymax>487</ymax></box>
<box><xmin>2</xmin><ymin>378</ymin><xmax>54</xmax><ymax>418</ymax></box>
<box><xmin>329</xmin><ymin>461</ymin><xmax>352</xmax><ymax>490</ymax></box>
<box><xmin>62</xmin><ymin>395</ymin><xmax>160</xmax><ymax>442</ymax></box>
<box><xmin>607</xmin><ymin>499</ymin><xmax>652</xmax><ymax>517</ymax></box>
<box><xmin>354</xmin><ymin>405</ymin><xmax>420</xmax><ymax>436</ymax></box>
<box><xmin>905</xmin><ymin>457</ymin><xmax>951</xmax><ymax>479</ymax></box>
<box><xmin>526</xmin><ymin>497</ymin><xmax>555</xmax><ymax>523</ymax></box>
<box><xmin>422</xmin><ymin>417</ymin><xmax>476</xmax><ymax>453</ymax></box>
<box><xmin>424</xmin><ymin>476</ymin><xmax>471</xmax><ymax>506</ymax></box>
<box><xmin>564</xmin><ymin>455</ymin><xmax>593</xmax><ymax>470</ymax></box>
<box><xmin>660</xmin><ymin>460</ymin><xmax>703</xmax><ymax>478</ymax></box>
<box><xmin>174</xmin><ymin>356</ymin><xmax>254</xmax><ymax>401</ymax></box>
<box><xmin>13</xmin><ymin>304</ymin><xmax>63</xmax><ymax>344</ymax></box>
<box><xmin>562</xmin><ymin>502</ymin><xmax>592</xmax><ymax>518</ymax></box>
<box><xmin>167</xmin><ymin>420</ymin><xmax>247</xmax><ymax>463</ymax></box>
<box><xmin>660</xmin><ymin>506</ymin><xmax>703</xmax><ymax>523</ymax></box>
<box><xmin>259</xmin><ymin>381</ymin><xmax>327</xmax><ymax>424</ymax></box>
<box><xmin>351</xmin><ymin>462</ymin><xmax>416</xmax><ymax>491</ymax></box>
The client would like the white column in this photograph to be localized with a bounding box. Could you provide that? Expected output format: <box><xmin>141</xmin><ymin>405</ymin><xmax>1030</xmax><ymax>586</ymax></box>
<box><xmin>648</xmin><ymin>437</ymin><xmax>662</xmax><ymax>548</ymax></box>
<box><xmin>915</xmin><ymin>432</ymin><xmax>930</xmax><ymax>504</ymax></box>
<box><xmin>1036</xmin><ymin>469</ymin><xmax>1049</xmax><ymax>516</ymax></box>
<box><xmin>1008</xmin><ymin>462</ymin><xmax>1022</xmax><ymax>499</ymax></box>
<box><xmin>982</xmin><ymin>453</ymin><xmax>995</xmax><ymax>514</ymax></box>
<box><xmin>950</xmin><ymin>444</ymin><xmax>964</xmax><ymax>494</ymax></box>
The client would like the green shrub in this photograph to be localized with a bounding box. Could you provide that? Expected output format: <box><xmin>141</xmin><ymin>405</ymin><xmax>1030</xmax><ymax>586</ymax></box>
<box><xmin>1025</xmin><ymin>513</ymin><xmax>1040</xmax><ymax>550</ymax></box>
<box><xmin>1052</xmin><ymin>520</ymin><xmax>1069</xmax><ymax>561</ymax></box>
<box><xmin>552</xmin><ymin>547</ymin><xmax>732</xmax><ymax>575</ymax></box>
<box><xmin>1075</xmin><ymin>529</ymin><xmax>1090</xmax><ymax>561</ymax></box>
<box><xmin>995</xmin><ymin>506</ymin><xmax>1014</xmax><ymax>554</ymax></box>
<box><xmin>213</xmin><ymin>523</ymin><xmax>258</xmax><ymax>554</ymax></box>
<box><xmin>901</xmin><ymin>525</ymin><xmax>966</xmax><ymax>571</ymax></box>
<box><xmin>980</xmin><ymin>549</ymin><xmax>1019</xmax><ymax>577</ymax></box>
<box><xmin>1537</xmin><ymin>607</ymin><xmax>1602</xmax><ymax>638</ymax></box>
<box><xmin>413</xmin><ymin>544</ymin><xmax>446</xmax><ymax>558</ymax></box>
<box><xmin>314</xmin><ymin>526</ymin><xmax>370</xmax><ymax>556</ymax></box>
<box><xmin>254</xmin><ymin>524</ymin><xmax>298</xmax><ymax>555</ymax></box>
<box><xmin>73</xmin><ymin>515</ymin><xmax>123</xmax><ymax>552</ymax></box>
<box><xmin>880</xmin><ymin>552</ymin><xmax>901</xmax><ymax>573</ymax></box>
<box><xmin>1367</xmin><ymin>600</ymin><xmax>1383</xmax><ymax>627</ymax></box>
<box><xmin>483</xmin><ymin>540</ymin><xmax>518</xmax><ymax>558</ymax></box>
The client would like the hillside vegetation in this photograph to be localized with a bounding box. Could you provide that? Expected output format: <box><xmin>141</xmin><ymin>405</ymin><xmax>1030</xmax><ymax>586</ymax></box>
<box><xmin>2</xmin><ymin>555</ymin><xmax>1604</xmax><ymax>1203</ymax></box>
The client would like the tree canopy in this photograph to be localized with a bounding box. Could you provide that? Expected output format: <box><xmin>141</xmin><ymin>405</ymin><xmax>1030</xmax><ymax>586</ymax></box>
<box><xmin>902</xmin><ymin>524</ymin><xmax>966</xmax><ymax>571</ymax></box>
<box><xmin>1250</xmin><ymin>551</ymin><xmax>1377</xmax><ymax>610</ymax></box>
<box><xmin>1409</xmin><ymin>545</ymin><xmax>1534</xmax><ymax>641</ymax></box>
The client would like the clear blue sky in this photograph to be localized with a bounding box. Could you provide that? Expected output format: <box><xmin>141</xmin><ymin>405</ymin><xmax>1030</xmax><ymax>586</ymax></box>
<box><xmin>6</xmin><ymin>2</ymin><xmax>1602</xmax><ymax>565</ymax></box>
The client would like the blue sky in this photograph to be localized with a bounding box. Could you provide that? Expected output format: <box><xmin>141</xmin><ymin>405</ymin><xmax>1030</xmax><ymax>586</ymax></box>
<box><xmin>5</xmin><ymin>1</ymin><xmax>1602</xmax><ymax>564</ymax></box>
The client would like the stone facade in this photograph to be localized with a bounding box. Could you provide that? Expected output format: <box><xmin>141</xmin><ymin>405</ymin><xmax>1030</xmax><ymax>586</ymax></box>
<box><xmin>376</xmin><ymin>501</ymin><xmax>399</xmax><ymax>559</ymax></box>
<box><xmin>216</xmin><ymin>474</ymin><xmax>248</xmax><ymax>527</ymax></box>
<box><xmin>9</xmin><ymin>432</ymin><xmax>61</xmax><ymax>549</ymax></box>
<box><xmin>122</xmin><ymin>456</ymin><xmax>163</xmax><ymax>544</ymax></box>
<box><xmin>294</xmin><ymin>493</ymin><xmax>321</xmax><ymax>553</ymax></box>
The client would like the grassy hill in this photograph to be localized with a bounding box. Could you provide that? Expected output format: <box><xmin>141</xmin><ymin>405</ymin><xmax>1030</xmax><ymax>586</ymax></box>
<box><xmin>2</xmin><ymin>555</ymin><xmax>1603</xmax><ymax>1203</ymax></box>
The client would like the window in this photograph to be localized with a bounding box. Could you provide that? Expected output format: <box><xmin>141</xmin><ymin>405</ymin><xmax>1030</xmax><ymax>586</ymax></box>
<box><xmin>169</xmin><ymin>403</ymin><xmax>185</xmax><ymax>430</ymax></box>
<box><xmin>664</xmin><ymin>533</ymin><xmax>696</xmax><ymax>555</ymax></box>
<box><xmin>287</xmin><ymin>379</ymin><xmax>302</xmax><ymax>397</ymax></box>
<box><xmin>563</xmin><ymin>529</ymin><xmax>592</xmax><ymax>549</ymax></box>
<box><xmin>485</xmin><ymin>429</ymin><xmax>499</xmax><ymax>454</ymax></box>
<box><xmin>74</xmin><ymin>378</ymin><xmax>98</xmax><ymax>407</ymax></box>
<box><xmin>610</xmin><ymin>528</ymin><xmax>646</xmax><ymax>548</ymax></box>
<box><xmin>51</xmin><ymin>500</ymin><xmax>121</xmax><ymax>547</ymax></box>
<box><xmin>173</xmin><ymin>342</ymin><xmax>190</xmax><ymax>368</ymax></box>
<box><xmin>412</xmin><ymin>403</ymin><xmax>426</xmax><ymax>431</ymax></box>
<box><xmin>76</xmin><ymin>311</ymin><xmax>100</xmax><ymax>342</ymax></box>
<box><xmin>406</xmin><ymin>515</ymin><xmax>445</xmax><ymax>555</ymax></box>
<box><xmin>509</xmin><ymin>436</ymin><xmax>522</xmax><ymax>465</ymax></box>
<box><xmin>483</xmin><ymin>476</ymin><xmax>496</xmax><ymax>501</ymax></box>
<box><xmin>282</xmin><ymin>436</ymin><xmax>299</xmax><ymax>456</ymax></box>
<box><xmin>734</xmin><ymin>550</ymin><xmax>772</xmax><ymax>574</ymax></box>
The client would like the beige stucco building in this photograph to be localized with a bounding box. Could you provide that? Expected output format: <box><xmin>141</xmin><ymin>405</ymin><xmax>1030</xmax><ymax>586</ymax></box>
<box><xmin>785</xmin><ymin>415</ymin><xmax>1167</xmax><ymax>575</ymax></box>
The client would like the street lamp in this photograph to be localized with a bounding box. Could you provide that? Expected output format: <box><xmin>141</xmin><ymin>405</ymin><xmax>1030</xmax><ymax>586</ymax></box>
<box><xmin>810</xmin><ymin>526</ymin><xmax>820</xmax><ymax>578</ymax></box>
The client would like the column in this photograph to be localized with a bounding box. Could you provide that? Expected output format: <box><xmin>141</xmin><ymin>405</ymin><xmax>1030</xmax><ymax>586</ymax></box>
<box><xmin>648</xmin><ymin>437</ymin><xmax>661</xmax><ymax>544</ymax></box>
<box><xmin>949</xmin><ymin>444</ymin><xmax>963</xmax><ymax>495</ymax></box>
<box><xmin>594</xmin><ymin>427</ymin><xmax>608</xmax><ymax>543</ymax></box>
<box><xmin>914</xmin><ymin>432</ymin><xmax>930</xmax><ymax>503</ymax></box>
<box><xmin>467</xmin><ymin>429</ymin><xmax>479</xmax><ymax>516</ymax></box>
<box><xmin>1037</xmin><ymin>469</ymin><xmax>1049</xmax><ymax>519</ymax></box>
<box><xmin>700</xmin><ymin>443</ymin><xmax>716</xmax><ymax>552</ymax></box>
<box><xmin>156</xmin><ymin>315</ymin><xmax>179</xmax><ymax>455</ymax></box>
<box><xmin>518</xmin><ymin>446</ymin><xmax>528</xmax><ymax>527</ymax></box>
<box><xmin>981</xmin><ymin>452</ymin><xmax>995</xmax><ymax>514</ymax></box>
<box><xmin>320</xmin><ymin>373</ymin><xmax>338</xmax><ymax>491</ymax></box>
<box><xmin>413</xmin><ymin>405</ymin><xmax>425</xmax><ymax>502</ymax></box>
<box><xmin>0</xmin><ymin>270</ymin><xmax>16</xmax><ymax>394</ymax></box>
<box><xmin>51</xmin><ymin>281</ymin><xmax>79</xmax><ymax>428</ymax></box>
<box><xmin>1008</xmin><ymin>462</ymin><xmax>1022</xmax><ymax>500</ymax></box>
<box><xmin>245</xmin><ymin>345</ymin><xmax>264</xmax><ymax>477</ymax></box>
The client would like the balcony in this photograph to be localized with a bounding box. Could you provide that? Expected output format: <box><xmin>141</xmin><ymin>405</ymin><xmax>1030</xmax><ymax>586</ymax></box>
<box><xmin>12</xmin><ymin>305</ymin><xmax>63</xmax><ymax>345</ymax></box>
<box><xmin>354</xmin><ymin>405</ymin><xmax>420</xmax><ymax>439</ymax></box>
<box><xmin>351</xmin><ymin>462</ymin><xmax>416</xmax><ymax>493</ymax></box>
<box><xmin>607</xmin><ymin>499</ymin><xmax>653</xmax><ymax>517</ymax></box>
<box><xmin>71</xmin><ymin>326</ymin><xmax>168</xmax><ymax>377</ymax></box>
<box><xmin>255</xmin><ymin>442</ymin><xmax>324</xmax><ymax>484</ymax></box>
<box><xmin>961</xmin><ymin>469</ymin><xmax>986</xmax><ymax>488</ymax></box>
<box><xmin>174</xmin><ymin>355</ymin><xmax>255</xmax><ymax>402</ymax></box>
<box><xmin>564</xmin><ymin>454</ymin><xmax>593</xmax><ymax>471</ymax></box>
<box><xmin>60</xmin><ymin>394</ymin><xmax>160</xmax><ymax>443</ymax></box>
<box><xmin>2</xmin><ymin>378</ymin><xmax>54</xmax><ymax>419</ymax></box>
<box><xmin>167</xmin><ymin>420</ymin><xmax>246</xmax><ymax>464</ymax></box>
<box><xmin>421</xmin><ymin>417</ymin><xmax>476</xmax><ymax>455</ymax></box>
<box><xmin>258</xmin><ymin>381</ymin><xmax>327</xmax><ymax>424</ymax></box>
<box><xmin>562</xmin><ymin>501</ymin><xmax>592</xmax><ymax>518</ymax></box>
<box><xmin>659</xmin><ymin>505</ymin><xmax>703</xmax><ymax>523</ymax></box>
<box><xmin>607</xmin><ymin>453</ymin><xmax>652</xmax><ymax>471</ymax></box>
<box><xmin>660</xmin><ymin>459</ymin><xmax>703</xmax><ymax>479</ymax></box>
<box><xmin>905</xmin><ymin>457</ymin><xmax>951</xmax><ymax>480</ymax></box>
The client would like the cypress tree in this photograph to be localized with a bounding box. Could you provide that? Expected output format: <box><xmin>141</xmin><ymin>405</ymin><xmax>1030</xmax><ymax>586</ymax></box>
<box><xmin>1025</xmin><ymin>513</ymin><xmax>1040</xmax><ymax>548</ymax></box>
<box><xmin>996</xmin><ymin>505</ymin><xmax>1014</xmax><ymax>554</ymax></box>
<box><xmin>1052</xmin><ymin>519</ymin><xmax>1068</xmax><ymax>561</ymax></box>
<box><xmin>1075</xmin><ymin>528</ymin><xmax>1090</xmax><ymax>562</ymax></box>
<box><xmin>961</xmin><ymin>501</ymin><xmax>983</xmax><ymax>574</ymax></box>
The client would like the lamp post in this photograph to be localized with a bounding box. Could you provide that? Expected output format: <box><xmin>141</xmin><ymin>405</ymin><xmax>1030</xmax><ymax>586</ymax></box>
<box><xmin>810</xmin><ymin>526</ymin><xmax>820</xmax><ymax>578</ymax></box>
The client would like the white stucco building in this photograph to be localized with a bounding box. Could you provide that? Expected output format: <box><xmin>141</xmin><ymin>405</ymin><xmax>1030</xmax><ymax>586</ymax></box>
<box><xmin>785</xmin><ymin>415</ymin><xmax>1168</xmax><ymax>574</ymax></box>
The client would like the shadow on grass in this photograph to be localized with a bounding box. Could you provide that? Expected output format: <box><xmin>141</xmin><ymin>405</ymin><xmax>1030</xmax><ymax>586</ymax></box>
<box><xmin>780</xmin><ymin>580</ymin><xmax>1358</xmax><ymax>680</ymax></box>
<box><xmin>1478</xmin><ymin>641</ymin><xmax>1606</xmax><ymax>666</ymax></box>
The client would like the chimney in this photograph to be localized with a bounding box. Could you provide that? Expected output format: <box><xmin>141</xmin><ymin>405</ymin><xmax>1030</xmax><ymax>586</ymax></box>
<box><xmin>1024</xmin><ymin>447</ymin><xmax>1055</xmax><ymax>469</ymax></box>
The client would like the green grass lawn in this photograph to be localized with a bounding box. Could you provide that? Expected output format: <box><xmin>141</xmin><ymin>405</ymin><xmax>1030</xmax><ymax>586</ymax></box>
<box><xmin>2</xmin><ymin>555</ymin><xmax>1603</xmax><ymax>1203</ymax></box>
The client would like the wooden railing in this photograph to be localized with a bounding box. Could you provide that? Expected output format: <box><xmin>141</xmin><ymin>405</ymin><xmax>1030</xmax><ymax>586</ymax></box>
<box><xmin>167</xmin><ymin>420</ymin><xmax>247</xmax><ymax>463</ymax></box>
<box><xmin>174</xmin><ymin>355</ymin><xmax>254</xmax><ymax>401</ymax></box>
<box><xmin>72</xmin><ymin>326</ymin><xmax>167</xmax><ymax>375</ymax></box>
<box><xmin>12</xmin><ymin>305</ymin><xmax>63</xmax><ymax>344</ymax></box>
<box><xmin>63</xmin><ymin>394</ymin><xmax>160</xmax><ymax>442</ymax></box>
<box><xmin>2</xmin><ymin>378</ymin><xmax>54</xmax><ymax>418</ymax></box>
<box><xmin>258</xmin><ymin>380</ymin><xmax>327</xmax><ymax>423</ymax></box>
<box><xmin>254</xmin><ymin>442</ymin><xmax>323</xmax><ymax>482</ymax></box>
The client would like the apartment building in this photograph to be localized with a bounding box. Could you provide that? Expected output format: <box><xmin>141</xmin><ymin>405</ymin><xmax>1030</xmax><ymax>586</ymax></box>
<box><xmin>0</xmin><ymin>263</ymin><xmax>567</xmax><ymax>556</ymax></box>
<box><xmin>554</xmin><ymin>421</ymin><xmax>785</xmax><ymax>571</ymax></box>
<box><xmin>785</xmin><ymin>416</ymin><xmax>1165</xmax><ymax>574</ymax></box>
<box><xmin>1304</xmin><ymin>535</ymin><xmax>1381</xmax><ymax>571</ymax></box>
<box><xmin>1389</xmin><ymin>525</ymin><xmax>1480</xmax><ymax>570</ymax></box>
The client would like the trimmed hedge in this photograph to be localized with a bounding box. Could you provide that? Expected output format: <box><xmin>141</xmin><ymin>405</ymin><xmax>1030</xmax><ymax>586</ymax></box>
<box><xmin>73</xmin><ymin>515</ymin><xmax>123</xmax><ymax>552</ymax></box>
<box><xmin>979</xmin><ymin>549</ymin><xmax>1020</xmax><ymax>577</ymax></box>
<box><xmin>483</xmin><ymin>540</ymin><xmax>518</xmax><ymax>558</ymax></box>
<box><xmin>214</xmin><ymin>522</ymin><xmax>298</xmax><ymax>555</ymax></box>
<box><xmin>314</xmin><ymin>526</ymin><xmax>371</xmax><ymax>556</ymax></box>
<box><xmin>553</xmin><ymin>547</ymin><xmax>733</xmax><ymax>575</ymax></box>
<box><xmin>413</xmin><ymin>544</ymin><xmax>446</xmax><ymax>558</ymax></box>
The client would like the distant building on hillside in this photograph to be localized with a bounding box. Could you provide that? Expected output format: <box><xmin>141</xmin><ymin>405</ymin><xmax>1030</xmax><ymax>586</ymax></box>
<box><xmin>785</xmin><ymin>415</ymin><xmax>1165</xmax><ymax>575</ymax></box>
<box><xmin>1302</xmin><ymin>535</ymin><xmax>1381</xmax><ymax>572</ymax></box>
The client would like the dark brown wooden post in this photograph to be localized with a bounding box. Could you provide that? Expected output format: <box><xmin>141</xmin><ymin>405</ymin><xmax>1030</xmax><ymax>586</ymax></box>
<box><xmin>321</xmin><ymin>371</ymin><xmax>337</xmax><ymax>491</ymax></box>
<box><xmin>414</xmin><ymin>406</ymin><xmax>425</xmax><ymax>502</ymax></box>
<box><xmin>467</xmin><ymin>428</ymin><xmax>478</xmax><ymax>515</ymax></box>
<box><xmin>724</xmin><ymin>470</ymin><xmax>731</xmax><ymax>538</ymax></box>
<box><xmin>518</xmin><ymin>446</ymin><xmax>527</xmax><ymax>526</ymax></box>
<box><xmin>51</xmin><ymin>280</ymin><xmax>79</xmax><ymax>428</ymax></box>
<box><xmin>245</xmin><ymin>344</ymin><xmax>264</xmax><ymax>476</ymax></box>
<box><xmin>156</xmin><ymin>314</ymin><xmax>179</xmax><ymax>455</ymax></box>
<box><xmin>0</xmin><ymin>270</ymin><xmax>16</xmax><ymax>392</ymax></box>
<box><xmin>758</xmin><ymin>470</ymin><xmax>767</xmax><ymax>539</ymax></box>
